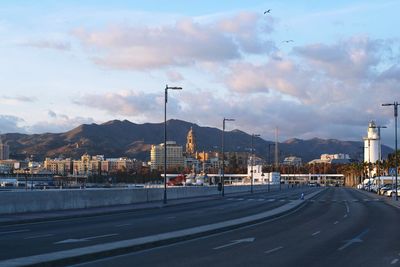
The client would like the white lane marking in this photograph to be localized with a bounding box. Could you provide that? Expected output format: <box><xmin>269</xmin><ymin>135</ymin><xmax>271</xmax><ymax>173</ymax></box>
<box><xmin>279</xmin><ymin>199</ymin><xmax>286</xmax><ymax>202</ymax></box>
<box><xmin>343</xmin><ymin>214</ymin><xmax>348</xmax><ymax>218</ymax></box>
<box><xmin>334</xmin><ymin>221</ymin><xmax>339</xmax><ymax>225</ymax></box>
<box><xmin>345</xmin><ymin>202</ymin><xmax>350</xmax><ymax>213</ymax></box>
<box><xmin>115</xmin><ymin>223</ymin><xmax>132</xmax><ymax>227</ymax></box>
<box><xmin>265</xmin><ymin>246</ymin><xmax>284</xmax><ymax>254</ymax></box>
<box><xmin>363</xmin><ymin>199</ymin><xmax>369</xmax><ymax>202</ymax></box>
<box><xmin>312</xmin><ymin>231</ymin><xmax>321</xmax><ymax>236</ymax></box>
<box><xmin>213</xmin><ymin>237</ymin><xmax>255</xmax><ymax>250</ymax></box>
<box><xmin>338</xmin><ymin>229</ymin><xmax>369</xmax><ymax>251</ymax></box>
<box><xmin>24</xmin><ymin>234</ymin><xmax>54</xmax><ymax>240</ymax></box>
<box><xmin>398</xmin><ymin>252</ymin><xmax>400</xmax><ymax>256</ymax></box>
<box><xmin>391</xmin><ymin>259</ymin><xmax>399</xmax><ymax>265</ymax></box>
<box><xmin>237</xmin><ymin>198</ymin><xmax>244</xmax><ymax>201</ymax></box>
<box><xmin>0</xmin><ymin>229</ymin><xmax>30</xmax><ymax>235</ymax></box>
<box><xmin>54</xmin><ymin>233</ymin><xmax>119</xmax><ymax>244</ymax></box>
<box><xmin>267</xmin><ymin>199</ymin><xmax>275</xmax><ymax>202</ymax></box>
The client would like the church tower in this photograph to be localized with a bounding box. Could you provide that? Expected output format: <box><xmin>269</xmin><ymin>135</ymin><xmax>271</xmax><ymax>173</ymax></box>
<box><xmin>186</xmin><ymin>127</ymin><xmax>197</xmax><ymax>156</ymax></box>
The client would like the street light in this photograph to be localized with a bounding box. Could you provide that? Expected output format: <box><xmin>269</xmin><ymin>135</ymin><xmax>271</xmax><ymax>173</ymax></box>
<box><xmin>371</xmin><ymin>125</ymin><xmax>387</xmax><ymax>189</ymax></box>
<box><xmin>163</xmin><ymin>84</ymin><xmax>182</xmax><ymax>204</ymax></box>
<box><xmin>382</xmin><ymin>102</ymin><xmax>399</xmax><ymax>201</ymax></box>
<box><xmin>221</xmin><ymin>117</ymin><xmax>235</xmax><ymax>197</ymax></box>
<box><xmin>251</xmin><ymin>134</ymin><xmax>260</xmax><ymax>193</ymax></box>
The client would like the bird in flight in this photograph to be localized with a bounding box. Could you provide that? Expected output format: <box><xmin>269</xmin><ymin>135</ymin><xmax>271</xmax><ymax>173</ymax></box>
<box><xmin>282</xmin><ymin>40</ymin><xmax>294</xmax><ymax>43</ymax></box>
<box><xmin>264</xmin><ymin>9</ymin><xmax>271</xmax><ymax>14</ymax></box>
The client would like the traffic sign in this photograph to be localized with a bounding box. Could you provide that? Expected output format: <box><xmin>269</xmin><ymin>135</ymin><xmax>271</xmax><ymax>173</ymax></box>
<box><xmin>389</xmin><ymin>168</ymin><xmax>397</xmax><ymax>176</ymax></box>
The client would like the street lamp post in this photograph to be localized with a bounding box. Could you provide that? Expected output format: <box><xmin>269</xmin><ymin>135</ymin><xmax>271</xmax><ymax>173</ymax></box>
<box><xmin>251</xmin><ymin>134</ymin><xmax>260</xmax><ymax>193</ymax></box>
<box><xmin>372</xmin><ymin>125</ymin><xmax>387</xmax><ymax>189</ymax></box>
<box><xmin>221</xmin><ymin>118</ymin><xmax>235</xmax><ymax>197</ymax></box>
<box><xmin>163</xmin><ymin>84</ymin><xmax>182</xmax><ymax>204</ymax></box>
<box><xmin>382</xmin><ymin>102</ymin><xmax>399</xmax><ymax>201</ymax></box>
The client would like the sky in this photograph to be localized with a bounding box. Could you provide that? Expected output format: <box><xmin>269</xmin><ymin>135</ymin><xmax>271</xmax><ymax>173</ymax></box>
<box><xmin>0</xmin><ymin>0</ymin><xmax>399</xmax><ymax>147</ymax></box>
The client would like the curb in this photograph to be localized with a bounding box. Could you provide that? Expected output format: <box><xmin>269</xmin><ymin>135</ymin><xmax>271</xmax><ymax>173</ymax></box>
<box><xmin>0</xmin><ymin>189</ymin><xmax>325</xmax><ymax>267</ymax></box>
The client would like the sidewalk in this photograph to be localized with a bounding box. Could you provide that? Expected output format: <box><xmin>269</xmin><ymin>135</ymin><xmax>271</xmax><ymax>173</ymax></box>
<box><xmin>353</xmin><ymin>188</ymin><xmax>400</xmax><ymax>209</ymax></box>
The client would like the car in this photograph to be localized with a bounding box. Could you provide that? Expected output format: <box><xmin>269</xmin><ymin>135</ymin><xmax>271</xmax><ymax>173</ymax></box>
<box><xmin>385</xmin><ymin>188</ymin><xmax>400</xmax><ymax>197</ymax></box>
<box><xmin>378</xmin><ymin>185</ymin><xmax>392</xmax><ymax>195</ymax></box>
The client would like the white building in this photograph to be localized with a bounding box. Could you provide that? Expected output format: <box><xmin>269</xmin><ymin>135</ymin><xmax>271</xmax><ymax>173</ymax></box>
<box><xmin>150</xmin><ymin>141</ymin><xmax>184</xmax><ymax>171</ymax></box>
<box><xmin>363</xmin><ymin>121</ymin><xmax>381</xmax><ymax>165</ymax></box>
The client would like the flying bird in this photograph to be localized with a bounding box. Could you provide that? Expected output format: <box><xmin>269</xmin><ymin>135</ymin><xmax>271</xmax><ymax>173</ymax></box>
<box><xmin>264</xmin><ymin>9</ymin><xmax>271</xmax><ymax>14</ymax></box>
<box><xmin>282</xmin><ymin>40</ymin><xmax>294</xmax><ymax>43</ymax></box>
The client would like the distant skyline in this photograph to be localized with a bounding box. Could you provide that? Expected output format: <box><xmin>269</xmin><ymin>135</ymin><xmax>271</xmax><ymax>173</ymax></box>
<box><xmin>0</xmin><ymin>1</ymin><xmax>399</xmax><ymax>146</ymax></box>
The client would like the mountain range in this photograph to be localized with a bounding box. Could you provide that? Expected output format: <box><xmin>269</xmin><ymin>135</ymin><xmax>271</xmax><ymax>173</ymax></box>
<box><xmin>0</xmin><ymin>119</ymin><xmax>393</xmax><ymax>162</ymax></box>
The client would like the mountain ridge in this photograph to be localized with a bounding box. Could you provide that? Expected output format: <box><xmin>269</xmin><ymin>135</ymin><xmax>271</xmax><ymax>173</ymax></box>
<box><xmin>0</xmin><ymin>119</ymin><xmax>393</xmax><ymax>162</ymax></box>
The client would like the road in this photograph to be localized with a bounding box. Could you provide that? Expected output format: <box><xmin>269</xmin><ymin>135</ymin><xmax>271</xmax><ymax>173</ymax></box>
<box><xmin>0</xmin><ymin>186</ymin><xmax>314</xmax><ymax>262</ymax></box>
<box><xmin>76</xmin><ymin>187</ymin><xmax>400</xmax><ymax>267</ymax></box>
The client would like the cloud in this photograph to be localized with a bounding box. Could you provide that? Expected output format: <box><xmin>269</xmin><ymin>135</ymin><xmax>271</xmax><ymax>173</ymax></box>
<box><xmin>28</xmin><ymin>111</ymin><xmax>95</xmax><ymax>133</ymax></box>
<box><xmin>0</xmin><ymin>115</ymin><xmax>27</xmax><ymax>133</ymax></box>
<box><xmin>72</xmin><ymin>11</ymin><xmax>275</xmax><ymax>70</ymax></box>
<box><xmin>74</xmin><ymin>90</ymin><xmax>180</xmax><ymax>122</ymax></box>
<box><xmin>21</xmin><ymin>40</ymin><xmax>71</xmax><ymax>51</ymax></box>
<box><xmin>166</xmin><ymin>70</ymin><xmax>184</xmax><ymax>82</ymax></box>
<box><xmin>1</xmin><ymin>95</ymin><xmax>37</xmax><ymax>103</ymax></box>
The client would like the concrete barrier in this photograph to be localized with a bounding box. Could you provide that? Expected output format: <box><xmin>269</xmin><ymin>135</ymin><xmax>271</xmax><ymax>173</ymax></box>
<box><xmin>0</xmin><ymin>183</ymin><xmax>298</xmax><ymax>215</ymax></box>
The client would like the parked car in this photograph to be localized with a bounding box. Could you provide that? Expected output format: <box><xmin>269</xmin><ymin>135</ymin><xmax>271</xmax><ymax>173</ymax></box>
<box><xmin>385</xmin><ymin>187</ymin><xmax>400</xmax><ymax>197</ymax></box>
<box><xmin>378</xmin><ymin>185</ymin><xmax>392</xmax><ymax>195</ymax></box>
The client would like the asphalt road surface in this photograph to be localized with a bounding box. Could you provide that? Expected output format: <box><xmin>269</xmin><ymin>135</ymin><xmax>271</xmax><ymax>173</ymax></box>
<box><xmin>0</xmin><ymin>186</ymin><xmax>314</xmax><ymax>261</ymax></box>
<box><xmin>76</xmin><ymin>187</ymin><xmax>400</xmax><ymax>267</ymax></box>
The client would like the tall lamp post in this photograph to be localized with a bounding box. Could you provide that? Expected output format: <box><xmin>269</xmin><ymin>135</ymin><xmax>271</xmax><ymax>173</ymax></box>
<box><xmin>382</xmin><ymin>102</ymin><xmax>399</xmax><ymax>201</ymax></box>
<box><xmin>372</xmin><ymin>125</ymin><xmax>387</xmax><ymax>188</ymax></box>
<box><xmin>163</xmin><ymin>84</ymin><xmax>182</xmax><ymax>204</ymax></box>
<box><xmin>251</xmin><ymin>134</ymin><xmax>260</xmax><ymax>193</ymax></box>
<box><xmin>221</xmin><ymin>118</ymin><xmax>235</xmax><ymax>197</ymax></box>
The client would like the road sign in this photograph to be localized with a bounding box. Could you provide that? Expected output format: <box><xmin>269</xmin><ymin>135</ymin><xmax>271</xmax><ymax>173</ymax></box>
<box><xmin>389</xmin><ymin>168</ymin><xmax>397</xmax><ymax>176</ymax></box>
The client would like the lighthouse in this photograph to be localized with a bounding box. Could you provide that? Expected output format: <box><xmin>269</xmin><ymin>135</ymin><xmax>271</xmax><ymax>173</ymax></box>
<box><xmin>363</xmin><ymin>121</ymin><xmax>381</xmax><ymax>176</ymax></box>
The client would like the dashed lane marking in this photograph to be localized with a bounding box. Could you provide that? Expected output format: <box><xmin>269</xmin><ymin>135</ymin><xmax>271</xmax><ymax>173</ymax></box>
<box><xmin>265</xmin><ymin>246</ymin><xmax>284</xmax><ymax>254</ymax></box>
<box><xmin>115</xmin><ymin>223</ymin><xmax>132</xmax><ymax>227</ymax></box>
<box><xmin>24</xmin><ymin>234</ymin><xmax>54</xmax><ymax>240</ymax></box>
<box><xmin>0</xmin><ymin>229</ymin><xmax>30</xmax><ymax>235</ymax></box>
<box><xmin>312</xmin><ymin>231</ymin><xmax>321</xmax><ymax>236</ymax></box>
<box><xmin>334</xmin><ymin>221</ymin><xmax>339</xmax><ymax>225</ymax></box>
<box><xmin>391</xmin><ymin>259</ymin><xmax>399</xmax><ymax>265</ymax></box>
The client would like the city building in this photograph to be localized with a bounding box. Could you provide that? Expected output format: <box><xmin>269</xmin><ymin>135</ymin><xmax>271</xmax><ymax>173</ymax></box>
<box><xmin>150</xmin><ymin>141</ymin><xmax>184</xmax><ymax>171</ymax></box>
<box><xmin>283</xmin><ymin>156</ymin><xmax>302</xmax><ymax>166</ymax></box>
<box><xmin>185</xmin><ymin>127</ymin><xmax>197</xmax><ymax>156</ymax></box>
<box><xmin>0</xmin><ymin>140</ymin><xmax>10</xmax><ymax>160</ymax></box>
<box><xmin>44</xmin><ymin>158</ymin><xmax>73</xmax><ymax>176</ymax></box>
<box><xmin>309</xmin><ymin>153</ymin><xmax>351</xmax><ymax>164</ymax></box>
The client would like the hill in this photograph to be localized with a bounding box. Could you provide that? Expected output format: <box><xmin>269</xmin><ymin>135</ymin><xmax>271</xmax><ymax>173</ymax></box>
<box><xmin>0</xmin><ymin>119</ymin><xmax>393</xmax><ymax>162</ymax></box>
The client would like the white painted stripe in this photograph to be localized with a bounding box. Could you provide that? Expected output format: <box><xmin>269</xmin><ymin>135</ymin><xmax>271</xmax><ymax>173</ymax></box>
<box><xmin>279</xmin><ymin>199</ymin><xmax>286</xmax><ymax>202</ymax></box>
<box><xmin>345</xmin><ymin>202</ymin><xmax>350</xmax><ymax>213</ymax></box>
<box><xmin>312</xmin><ymin>231</ymin><xmax>321</xmax><ymax>236</ymax></box>
<box><xmin>334</xmin><ymin>221</ymin><xmax>339</xmax><ymax>225</ymax></box>
<box><xmin>0</xmin><ymin>229</ymin><xmax>30</xmax><ymax>235</ymax></box>
<box><xmin>115</xmin><ymin>224</ymin><xmax>132</xmax><ymax>227</ymax></box>
<box><xmin>24</xmin><ymin>234</ymin><xmax>54</xmax><ymax>240</ymax></box>
<box><xmin>267</xmin><ymin>199</ymin><xmax>275</xmax><ymax>202</ymax></box>
<box><xmin>265</xmin><ymin>246</ymin><xmax>284</xmax><ymax>254</ymax></box>
<box><xmin>343</xmin><ymin>214</ymin><xmax>348</xmax><ymax>218</ymax></box>
<box><xmin>237</xmin><ymin>198</ymin><xmax>244</xmax><ymax>201</ymax></box>
<box><xmin>391</xmin><ymin>258</ymin><xmax>399</xmax><ymax>264</ymax></box>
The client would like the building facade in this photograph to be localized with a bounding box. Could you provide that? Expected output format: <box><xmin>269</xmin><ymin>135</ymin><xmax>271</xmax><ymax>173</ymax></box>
<box><xmin>185</xmin><ymin>127</ymin><xmax>197</xmax><ymax>156</ymax></box>
<box><xmin>0</xmin><ymin>142</ymin><xmax>10</xmax><ymax>160</ymax></box>
<box><xmin>150</xmin><ymin>141</ymin><xmax>184</xmax><ymax>171</ymax></box>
